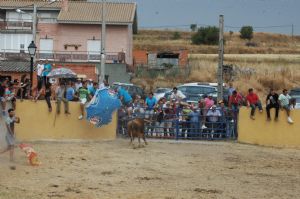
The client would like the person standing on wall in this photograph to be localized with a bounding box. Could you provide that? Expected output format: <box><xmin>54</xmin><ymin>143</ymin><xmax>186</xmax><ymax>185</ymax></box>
<box><xmin>42</xmin><ymin>60</ymin><xmax>52</xmax><ymax>86</ymax></box>
<box><xmin>78</xmin><ymin>81</ymin><xmax>91</xmax><ymax>120</ymax></box>
<box><xmin>34</xmin><ymin>60</ymin><xmax>44</xmax><ymax>101</ymax></box>
<box><xmin>55</xmin><ymin>81</ymin><xmax>70</xmax><ymax>115</ymax></box>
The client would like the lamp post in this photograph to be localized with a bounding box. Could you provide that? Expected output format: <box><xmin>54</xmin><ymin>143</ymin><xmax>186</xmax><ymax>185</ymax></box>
<box><xmin>28</xmin><ymin>41</ymin><xmax>37</xmax><ymax>93</ymax></box>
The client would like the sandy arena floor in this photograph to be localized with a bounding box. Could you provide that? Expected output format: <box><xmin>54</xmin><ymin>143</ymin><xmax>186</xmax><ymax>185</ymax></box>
<box><xmin>0</xmin><ymin>139</ymin><xmax>299</xmax><ymax>199</ymax></box>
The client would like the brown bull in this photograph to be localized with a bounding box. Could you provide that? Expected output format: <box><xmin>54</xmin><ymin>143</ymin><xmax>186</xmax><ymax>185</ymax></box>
<box><xmin>127</xmin><ymin>118</ymin><xmax>148</xmax><ymax>147</ymax></box>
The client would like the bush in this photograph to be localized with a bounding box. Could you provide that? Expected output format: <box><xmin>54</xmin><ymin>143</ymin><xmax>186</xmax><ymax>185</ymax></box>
<box><xmin>240</xmin><ymin>26</ymin><xmax>253</xmax><ymax>40</ymax></box>
<box><xmin>171</xmin><ymin>31</ymin><xmax>181</xmax><ymax>40</ymax></box>
<box><xmin>191</xmin><ymin>26</ymin><xmax>219</xmax><ymax>45</ymax></box>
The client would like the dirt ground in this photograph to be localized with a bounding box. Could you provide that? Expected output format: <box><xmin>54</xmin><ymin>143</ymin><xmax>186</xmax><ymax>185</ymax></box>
<box><xmin>0</xmin><ymin>139</ymin><xmax>299</xmax><ymax>199</ymax></box>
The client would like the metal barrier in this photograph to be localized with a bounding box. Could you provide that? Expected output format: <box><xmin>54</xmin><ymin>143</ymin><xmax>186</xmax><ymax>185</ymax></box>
<box><xmin>117</xmin><ymin>108</ymin><xmax>238</xmax><ymax>141</ymax></box>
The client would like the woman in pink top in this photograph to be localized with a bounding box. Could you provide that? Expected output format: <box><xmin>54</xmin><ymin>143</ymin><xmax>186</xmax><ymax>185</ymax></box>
<box><xmin>202</xmin><ymin>95</ymin><xmax>215</xmax><ymax>129</ymax></box>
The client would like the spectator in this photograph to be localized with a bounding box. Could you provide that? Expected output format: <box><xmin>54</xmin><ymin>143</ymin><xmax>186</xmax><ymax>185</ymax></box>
<box><xmin>228</xmin><ymin>82</ymin><xmax>235</xmax><ymax>96</ymax></box>
<box><xmin>66</xmin><ymin>82</ymin><xmax>76</xmax><ymax>101</ymax></box>
<box><xmin>5</xmin><ymin>83</ymin><xmax>16</xmax><ymax>110</ymax></box>
<box><xmin>182</xmin><ymin>104</ymin><xmax>192</xmax><ymax>134</ymax></box>
<box><xmin>278</xmin><ymin>89</ymin><xmax>293</xmax><ymax>124</ymax></box>
<box><xmin>36</xmin><ymin>60</ymin><xmax>44</xmax><ymax>91</ymax></box>
<box><xmin>116</xmin><ymin>87</ymin><xmax>132</xmax><ymax>107</ymax></box>
<box><xmin>188</xmin><ymin>106</ymin><xmax>200</xmax><ymax>138</ymax></box>
<box><xmin>89</xmin><ymin>82</ymin><xmax>98</xmax><ymax>97</ymax></box>
<box><xmin>202</xmin><ymin>94</ymin><xmax>215</xmax><ymax>129</ymax></box>
<box><xmin>228</xmin><ymin>90</ymin><xmax>243</xmax><ymax>137</ymax></box>
<box><xmin>145</xmin><ymin>92</ymin><xmax>157</xmax><ymax>119</ymax></box>
<box><xmin>55</xmin><ymin>82</ymin><xmax>69</xmax><ymax>115</ymax></box>
<box><xmin>266</xmin><ymin>89</ymin><xmax>280</xmax><ymax>121</ymax></box>
<box><xmin>78</xmin><ymin>81</ymin><xmax>91</xmax><ymax>120</ymax></box>
<box><xmin>75</xmin><ymin>79</ymin><xmax>83</xmax><ymax>92</ymax></box>
<box><xmin>206</xmin><ymin>105</ymin><xmax>222</xmax><ymax>135</ymax></box>
<box><xmin>45</xmin><ymin>82</ymin><xmax>52</xmax><ymax>112</ymax></box>
<box><xmin>87</xmin><ymin>79</ymin><xmax>93</xmax><ymax>91</ymax></box>
<box><xmin>229</xmin><ymin>90</ymin><xmax>243</xmax><ymax>115</ymax></box>
<box><xmin>246</xmin><ymin>88</ymin><xmax>263</xmax><ymax>120</ymax></box>
<box><xmin>170</xmin><ymin>87</ymin><xmax>186</xmax><ymax>101</ymax></box>
<box><xmin>0</xmin><ymin>81</ymin><xmax>7</xmax><ymax>115</ymax></box>
<box><xmin>42</xmin><ymin>60</ymin><xmax>52</xmax><ymax>86</ymax></box>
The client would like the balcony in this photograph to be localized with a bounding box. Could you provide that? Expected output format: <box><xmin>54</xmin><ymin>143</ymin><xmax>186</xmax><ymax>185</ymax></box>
<box><xmin>0</xmin><ymin>50</ymin><xmax>126</xmax><ymax>63</ymax></box>
<box><xmin>0</xmin><ymin>19</ymin><xmax>33</xmax><ymax>31</ymax></box>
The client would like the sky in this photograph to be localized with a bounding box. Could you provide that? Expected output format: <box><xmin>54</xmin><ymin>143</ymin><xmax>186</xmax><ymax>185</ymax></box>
<box><xmin>132</xmin><ymin>0</ymin><xmax>300</xmax><ymax>35</ymax></box>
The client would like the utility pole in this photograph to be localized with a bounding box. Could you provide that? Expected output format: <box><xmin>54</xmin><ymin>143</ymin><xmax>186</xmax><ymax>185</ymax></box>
<box><xmin>99</xmin><ymin>0</ymin><xmax>106</xmax><ymax>83</ymax></box>
<box><xmin>292</xmin><ymin>24</ymin><xmax>294</xmax><ymax>41</ymax></box>
<box><xmin>32</xmin><ymin>4</ymin><xmax>37</xmax><ymax>44</ymax></box>
<box><xmin>217</xmin><ymin>15</ymin><xmax>224</xmax><ymax>102</ymax></box>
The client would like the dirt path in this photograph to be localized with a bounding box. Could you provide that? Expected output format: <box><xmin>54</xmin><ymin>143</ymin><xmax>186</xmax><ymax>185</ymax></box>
<box><xmin>0</xmin><ymin>139</ymin><xmax>299</xmax><ymax>199</ymax></box>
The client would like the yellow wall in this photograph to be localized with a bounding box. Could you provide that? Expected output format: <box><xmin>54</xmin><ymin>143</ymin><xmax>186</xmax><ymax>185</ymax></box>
<box><xmin>14</xmin><ymin>101</ymin><xmax>117</xmax><ymax>141</ymax></box>
<box><xmin>238</xmin><ymin>108</ymin><xmax>300</xmax><ymax>148</ymax></box>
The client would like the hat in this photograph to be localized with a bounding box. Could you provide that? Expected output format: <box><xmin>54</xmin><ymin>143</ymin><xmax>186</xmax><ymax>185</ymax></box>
<box><xmin>218</xmin><ymin>100</ymin><xmax>224</xmax><ymax>104</ymax></box>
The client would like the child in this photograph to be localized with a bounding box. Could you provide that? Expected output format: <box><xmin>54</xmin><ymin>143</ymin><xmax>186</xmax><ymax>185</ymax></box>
<box><xmin>0</xmin><ymin>108</ymin><xmax>20</xmax><ymax>162</ymax></box>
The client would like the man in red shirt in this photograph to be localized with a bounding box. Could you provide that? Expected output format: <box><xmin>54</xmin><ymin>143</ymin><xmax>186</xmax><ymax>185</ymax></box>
<box><xmin>246</xmin><ymin>88</ymin><xmax>262</xmax><ymax>120</ymax></box>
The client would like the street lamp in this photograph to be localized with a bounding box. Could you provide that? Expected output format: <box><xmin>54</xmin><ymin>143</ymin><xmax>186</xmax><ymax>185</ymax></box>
<box><xmin>28</xmin><ymin>41</ymin><xmax>37</xmax><ymax>93</ymax></box>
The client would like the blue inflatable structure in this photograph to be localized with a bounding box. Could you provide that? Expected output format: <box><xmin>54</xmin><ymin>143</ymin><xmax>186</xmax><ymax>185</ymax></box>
<box><xmin>86</xmin><ymin>88</ymin><xmax>121</xmax><ymax>127</ymax></box>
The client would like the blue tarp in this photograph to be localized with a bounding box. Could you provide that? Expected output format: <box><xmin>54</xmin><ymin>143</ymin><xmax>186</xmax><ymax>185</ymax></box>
<box><xmin>86</xmin><ymin>88</ymin><xmax>121</xmax><ymax>127</ymax></box>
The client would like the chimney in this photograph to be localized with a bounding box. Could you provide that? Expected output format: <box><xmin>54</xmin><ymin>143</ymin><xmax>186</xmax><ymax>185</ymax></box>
<box><xmin>62</xmin><ymin>0</ymin><xmax>69</xmax><ymax>12</ymax></box>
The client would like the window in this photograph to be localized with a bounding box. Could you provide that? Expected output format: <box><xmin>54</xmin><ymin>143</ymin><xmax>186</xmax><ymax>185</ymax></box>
<box><xmin>39</xmin><ymin>39</ymin><xmax>53</xmax><ymax>59</ymax></box>
<box><xmin>87</xmin><ymin>40</ymin><xmax>101</xmax><ymax>54</ymax></box>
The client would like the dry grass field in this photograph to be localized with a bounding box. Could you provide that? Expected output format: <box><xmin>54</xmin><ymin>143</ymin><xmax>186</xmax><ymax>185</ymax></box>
<box><xmin>132</xmin><ymin>53</ymin><xmax>300</xmax><ymax>99</ymax></box>
<box><xmin>134</xmin><ymin>30</ymin><xmax>300</xmax><ymax>54</ymax></box>
<box><xmin>133</xmin><ymin>30</ymin><xmax>300</xmax><ymax>97</ymax></box>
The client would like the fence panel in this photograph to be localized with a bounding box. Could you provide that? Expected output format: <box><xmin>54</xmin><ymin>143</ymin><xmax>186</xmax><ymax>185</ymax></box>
<box><xmin>117</xmin><ymin>109</ymin><xmax>237</xmax><ymax>141</ymax></box>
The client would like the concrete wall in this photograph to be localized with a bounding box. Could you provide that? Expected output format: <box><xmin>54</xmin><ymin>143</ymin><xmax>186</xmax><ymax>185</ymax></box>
<box><xmin>0</xmin><ymin>101</ymin><xmax>117</xmax><ymax>141</ymax></box>
<box><xmin>238</xmin><ymin>108</ymin><xmax>300</xmax><ymax>148</ymax></box>
<box><xmin>99</xmin><ymin>63</ymin><xmax>131</xmax><ymax>84</ymax></box>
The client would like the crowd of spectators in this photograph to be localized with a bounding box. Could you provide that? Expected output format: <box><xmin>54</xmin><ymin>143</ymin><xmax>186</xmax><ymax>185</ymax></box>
<box><xmin>117</xmin><ymin>86</ymin><xmax>297</xmax><ymax>139</ymax></box>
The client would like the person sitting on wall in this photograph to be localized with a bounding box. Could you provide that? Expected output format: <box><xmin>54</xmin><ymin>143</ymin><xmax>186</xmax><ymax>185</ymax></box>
<box><xmin>55</xmin><ymin>81</ymin><xmax>70</xmax><ymax>115</ymax></box>
<box><xmin>78</xmin><ymin>81</ymin><xmax>92</xmax><ymax>120</ymax></box>
<box><xmin>246</xmin><ymin>88</ymin><xmax>263</xmax><ymax>120</ymax></box>
<box><xmin>279</xmin><ymin>89</ymin><xmax>294</xmax><ymax>124</ymax></box>
<box><xmin>266</xmin><ymin>88</ymin><xmax>280</xmax><ymax>121</ymax></box>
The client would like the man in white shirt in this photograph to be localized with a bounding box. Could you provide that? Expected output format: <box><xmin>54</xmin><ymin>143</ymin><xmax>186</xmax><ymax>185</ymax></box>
<box><xmin>278</xmin><ymin>89</ymin><xmax>293</xmax><ymax>123</ymax></box>
<box><xmin>170</xmin><ymin>87</ymin><xmax>186</xmax><ymax>102</ymax></box>
<box><xmin>36</xmin><ymin>60</ymin><xmax>44</xmax><ymax>91</ymax></box>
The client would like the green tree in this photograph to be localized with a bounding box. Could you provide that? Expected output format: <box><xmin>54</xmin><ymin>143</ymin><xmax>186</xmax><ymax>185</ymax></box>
<box><xmin>240</xmin><ymin>26</ymin><xmax>254</xmax><ymax>40</ymax></box>
<box><xmin>191</xmin><ymin>26</ymin><xmax>219</xmax><ymax>45</ymax></box>
<box><xmin>172</xmin><ymin>31</ymin><xmax>181</xmax><ymax>40</ymax></box>
<box><xmin>190</xmin><ymin>24</ymin><xmax>197</xmax><ymax>32</ymax></box>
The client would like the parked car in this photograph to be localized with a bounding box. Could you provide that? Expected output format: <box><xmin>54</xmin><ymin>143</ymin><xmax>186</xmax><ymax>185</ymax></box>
<box><xmin>153</xmin><ymin>87</ymin><xmax>171</xmax><ymax>101</ymax></box>
<box><xmin>112</xmin><ymin>82</ymin><xmax>145</xmax><ymax>99</ymax></box>
<box><xmin>289</xmin><ymin>88</ymin><xmax>300</xmax><ymax>96</ymax></box>
<box><xmin>289</xmin><ymin>88</ymin><xmax>300</xmax><ymax>109</ymax></box>
<box><xmin>164</xmin><ymin>82</ymin><xmax>230</xmax><ymax>105</ymax></box>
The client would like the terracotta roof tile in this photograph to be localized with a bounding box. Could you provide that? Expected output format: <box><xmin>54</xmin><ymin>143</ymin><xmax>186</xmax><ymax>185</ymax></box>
<box><xmin>0</xmin><ymin>1</ymin><xmax>137</xmax><ymax>24</ymax></box>
<box><xmin>57</xmin><ymin>2</ymin><xmax>136</xmax><ymax>24</ymax></box>
<box><xmin>0</xmin><ymin>61</ymin><xmax>32</xmax><ymax>72</ymax></box>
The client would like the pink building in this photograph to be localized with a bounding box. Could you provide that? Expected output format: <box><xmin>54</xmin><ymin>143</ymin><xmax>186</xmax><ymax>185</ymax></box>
<box><xmin>0</xmin><ymin>0</ymin><xmax>137</xmax><ymax>81</ymax></box>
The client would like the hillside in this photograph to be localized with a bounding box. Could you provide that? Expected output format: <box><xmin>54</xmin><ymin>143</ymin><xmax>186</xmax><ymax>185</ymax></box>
<box><xmin>134</xmin><ymin>30</ymin><xmax>300</xmax><ymax>54</ymax></box>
